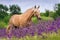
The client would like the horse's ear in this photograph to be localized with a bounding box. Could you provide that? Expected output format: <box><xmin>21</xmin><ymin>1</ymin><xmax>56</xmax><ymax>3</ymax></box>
<box><xmin>34</xmin><ymin>5</ymin><xmax>36</xmax><ymax>8</ymax></box>
<box><xmin>38</xmin><ymin>6</ymin><xmax>40</xmax><ymax>9</ymax></box>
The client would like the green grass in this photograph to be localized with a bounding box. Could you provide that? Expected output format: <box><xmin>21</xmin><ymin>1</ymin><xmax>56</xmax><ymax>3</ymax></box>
<box><xmin>0</xmin><ymin>32</ymin><xmax>60</xmax><ymax>40</ymax></box>
<box><xmin>40</xmin><ymin>16</ymin><xmax>54</xmax><ymax>21</ymax></box>
<box><xmin>32</xmin><ymin>16</ymin><xmax>54</xmax><ymax>24</ymax></box>
<box><xmin>0</xmin><ymin>21</ymin><xmax>7</xmax><ymax>28</ymax></box>
<box><xmin>32</xmin><ymin>17</ymin><xmax>38</xmax><ymax>24</ymax></box>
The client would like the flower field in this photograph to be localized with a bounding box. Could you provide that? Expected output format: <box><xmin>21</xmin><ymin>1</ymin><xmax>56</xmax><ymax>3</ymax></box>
<box><xmin>0</xmin><ymin>17</ymin><xmax>60</xmax><ymax>40</ymax></box>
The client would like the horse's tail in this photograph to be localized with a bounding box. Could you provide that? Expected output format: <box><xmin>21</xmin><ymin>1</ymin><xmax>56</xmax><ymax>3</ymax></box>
<box><xmin>6</xmin><ymin>25</ymin><xmax>12</xmax><ymax>34</ymax></box>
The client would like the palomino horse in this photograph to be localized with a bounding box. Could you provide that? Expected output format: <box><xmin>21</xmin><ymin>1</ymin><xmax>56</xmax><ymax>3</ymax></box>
<box><xmin>6</xmin><ymin>5</ymin><xmax>41</xmax><ymax>34</ymax></box>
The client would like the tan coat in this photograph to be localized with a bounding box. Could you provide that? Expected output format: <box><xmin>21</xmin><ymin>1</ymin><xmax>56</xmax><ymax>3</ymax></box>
<box><xmin>9</xmin><ymin>8</ymin><xmax>33</xmax><ymax>28</ymax></box>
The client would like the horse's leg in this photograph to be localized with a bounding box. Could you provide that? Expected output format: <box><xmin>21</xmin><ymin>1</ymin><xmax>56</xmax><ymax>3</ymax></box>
<box><xmin>6</xmin><ymin>24</ymin><xmax>13</xmax><ymax>34</ymax></box>
<box><xmin>6</xmin><ymin>24</ymin><xmax>13</xmax><ymax>40</ymax></box>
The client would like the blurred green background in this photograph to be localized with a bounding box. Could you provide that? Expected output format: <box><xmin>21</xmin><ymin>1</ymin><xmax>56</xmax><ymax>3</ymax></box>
<box><xmin>0</xmin><ymin>3</ymin><xmax>60</xmax><ymax>28</ymax></box>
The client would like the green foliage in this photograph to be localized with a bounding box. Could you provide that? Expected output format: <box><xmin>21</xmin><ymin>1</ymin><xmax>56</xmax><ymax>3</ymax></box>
<box><xmin>0</xmin><ymin>4</ymin><xmax>8</xmax><ymax>11</ymax></box>
<box><xmin>54</xmin><ymin>3</ymin><xmax>60</xmax><ymax>16</ymax></box>
<box><xmin>50</xmin><ymin>13</ymin><xmax>58</xmax><ymax>20</ymax></box>
<box><xmin>0</xmin><ymin>21</ymin><xmax>6</xmax><ymax>28</ymax></box>
<box><xmin>9</xmin><ymin>5</ymin><xmax>21</xmax><ymax>15</ymax></box>
<box><xmin>40</xmin><ymin>13</ymin><xmax>45</xmax><ymax>16</ymax></box>
<box><xmin>0</xmin><ymin>4</ymin><xmax>8</xmax><ymax>19</ymax></box>
<box><xmin>0</xmin><ymin>11</ymin><xmax>8</xmax><ymax>19</ymax></box>
<box><xmin>44</xmin><ymin>10</ymin><xmax>49</xmax><ymax>17</ymax></box>
<box><xmin>0</xmin><ymin>15</ymin><xmax>11</xmax><ymax>28</ymax></box>
<box><xmin>41</xmin><ymin>10</ymin><xmax>50</xmax><ymax>17</ymax></box>
<box><xmin>3</xmin><ymin>15</ymin><xmax>11</xmax><ymax>24</ymax></box>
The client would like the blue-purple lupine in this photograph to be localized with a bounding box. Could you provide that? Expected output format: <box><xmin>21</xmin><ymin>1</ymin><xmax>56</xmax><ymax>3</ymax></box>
<box><xmin>0</xmin><ymin>17</ymin><xmax>60</xmax><ymax>38</ymax></box>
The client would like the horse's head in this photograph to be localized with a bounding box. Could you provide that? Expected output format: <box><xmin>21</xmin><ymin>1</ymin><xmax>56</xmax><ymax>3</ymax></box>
<box><xmin>33</xmin><ymin>5</ymin><xmax>41</xmax><ymax>20</ymax></box>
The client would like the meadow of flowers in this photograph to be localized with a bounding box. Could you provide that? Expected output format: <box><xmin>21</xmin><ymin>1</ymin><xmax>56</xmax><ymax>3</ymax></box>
<box><xmin>0</xmin><ymin>17</ymin><xmax>60</xmax><ymax>40</ymax></box>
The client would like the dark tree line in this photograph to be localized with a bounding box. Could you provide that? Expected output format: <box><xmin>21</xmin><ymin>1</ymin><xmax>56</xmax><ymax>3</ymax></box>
<box><xmin>9</xmin><ymin>5</ymin><xmax>21</xmax><ymax>15</ymax></box>
<box><xmin>0</xmin><ymin>4</ymin><xmax>8</xmax><ymax>19</ymax></box>
<box><xmin>0</xmin><ymin>4</ymin><xmax>21</xmax><ymax>19</ymax></box>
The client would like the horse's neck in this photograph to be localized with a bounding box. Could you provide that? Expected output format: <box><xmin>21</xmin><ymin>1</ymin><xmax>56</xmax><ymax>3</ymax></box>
<box><xmin>23</xmin><ymin>9</ymin><xmax>33</xmax><ymax>21</ymax></box>
<box><xmin>26</xmin><ymin>11</ymin><xmax>33</xmax><ymax>20</ymax></box>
